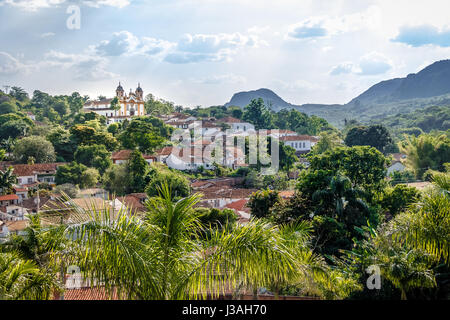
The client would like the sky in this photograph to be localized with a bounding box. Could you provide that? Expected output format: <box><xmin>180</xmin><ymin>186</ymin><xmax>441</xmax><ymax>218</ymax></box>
<box><xmin>1</xmin><ymin>0</ymin><xmax>450</xmax><ymax>108</ymax></box>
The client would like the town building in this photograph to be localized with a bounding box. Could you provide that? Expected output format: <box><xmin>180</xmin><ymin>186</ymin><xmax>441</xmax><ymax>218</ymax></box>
<box><xmin>217</xmin><ymin>117</ymin><xmax>255</xmax><ymax>132</ymax></box>
<box><xmin>111</xmin><ymin>150</ymin><xmax>156</xmax><ymax>165</ymax></box>
<box><xmin>0</xmin><ymin>163</ymin><xmax>65</xmax><ymax>187</ymax></box>
<box><xmin>280</xmin><ymin>135</ymin><xmax>319</xmax><ymax>154</ymax></box>
<box><xmin>83</xmin><ymin>83</ymin><xmax>146</xmax><ymax>124</ymax></box>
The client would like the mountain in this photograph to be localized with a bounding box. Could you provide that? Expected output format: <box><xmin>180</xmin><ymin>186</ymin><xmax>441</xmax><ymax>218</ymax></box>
<box><xmin>224</xmin><ymin>88</ymin><xmax>295</xmax><ymax>111</ymax></box>
<box><xmin>223</xmin><ymin>60</ymin><xmax>450</xmax><ymax>128</ymax></box>
<box><xmin>350</xmin><ymin>60</ymin><xmax>450</xmax><ymax>105</ymax></box>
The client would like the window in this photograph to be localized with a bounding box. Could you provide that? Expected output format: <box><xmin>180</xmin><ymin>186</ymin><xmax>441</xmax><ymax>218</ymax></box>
<box><xmin>303</xmin><ymin>142</ymin><xmax>306</xmax><ymax>148</ymax></box>
<box><xmin>28</xmin><ymin>178</ymin><xmax>33</xmax><ymax>183</ymax></box>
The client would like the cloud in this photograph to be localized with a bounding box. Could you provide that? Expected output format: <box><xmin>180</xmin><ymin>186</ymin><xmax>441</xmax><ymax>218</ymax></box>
<box><xmin>93</xmin><ymin>31</ymin><xmax>263</xmax><ymax>64</ymax></box>
<box><xmin>165</xmin><ymin>32</ymin><xmax>263</xmax><ymax>64</ymax></box>
<box><xmin>330</xmin><ymin>52</ymin><xmax>393</xmax><ymax>76</ymax></box>
<box><xmin>0</xmin><ymin>0</ymin><xmax>130</xmax><ymax>11</ymax></box>
<box><xmin>287</xmin><ymin>6</ymin><xmax>381</xmax><ymax>40</ymax></box>
<box><xmin>358</xmin><ymin>52</ymin><xmax>393</xmax><ymax>75</ymax></box>
<box><xmin>330</xmin><ymin>62</ymin><xmax>357</xmax><ymax>75</ymax></box>
<box><xmin>82</xmin><ymin>0</ymin><xmax>130</xmax><ymax>8</ymax></box>
<box><xmin>288</xmin><ymin>17</ymin><xmax>328</xmax><ymax>39</ymax></box>
<box><xmin>95</xmin><ymin>31</ymin><xmax>140</xmax><ymax>56</ymax></box>
<box><xmin>43</xmin><ymin>50</ymin><xmax>117</xmax><ymax>80</ymax></box>
<box><xmin>41</xmin><ymin>32</ymin><xmax>56</xmax><ymax>38</ymax></box>
<box><xmin>0</xmin><ymin>52</ymin><xmax>32</xmax><ymax>74</ymax></box>
<box><xmin>94</xmin><ymin>31</ymin><xmax>174</xmax><ymax>58</ymax></box>
<box><xmin>392</xmin><ymin>24</ymin><xmax>450</xmax><ymax>47</ymax></box>
<box><xmin>273</xmin><ymin>79</ymin><xmax>319</xmax><ymax>92</ymax></box>
<box><xmin>191</xmin><ymin>73</ymin><xmax>246</xmax><ymax>85</ymax></box>
<box><xmin>0</xmin><ymin>0</ymin><xmax>65</xmax><ymax>11</ymax></box>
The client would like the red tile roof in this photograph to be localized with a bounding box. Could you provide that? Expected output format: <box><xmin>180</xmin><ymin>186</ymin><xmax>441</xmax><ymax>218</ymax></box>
<box><xmin>154</xmin><ymin>146</ymin><xmax>173</xmax><ymax>156</ymax></box>
<box><xmin>225</xmin><ymin>199</ymin><xmax>249</xmax><ymax>212</ymax></box>
<box><xmin>111</xmin><ymin>150</ymin><xmax>155</xmax><ymax>161</ymax></box>
<box><xmin>267</xmin><ymin>129</ymin><xmax>297</xmax><ymax>134</ymax></box>
<box><xmin>0</xmin><ymin>194</ymin><xmax>19</xmax><ymax>201</ymax></box>
<box><xmin>280</xmin><ymin>135</ymin><xmax>319</xmax><ymax>142</ymax></box>
<box><xmin>59</xmin><ymin>287</ymin><xmax>119</xmax><ymax>300</ymax></box>
<box><xmin>1</xmin><ymin>163</ymin><xmax>66</xmax><ymax>177</ymax></box>
<box><xmin>218</xmin><ymin>117</ymin><xmax>243</xmax><ymax>123</ymax></box>
<box><xmin>5</xmin><ymin>220</ymin><xmax>28</xmax><ymax>232</ymax></box>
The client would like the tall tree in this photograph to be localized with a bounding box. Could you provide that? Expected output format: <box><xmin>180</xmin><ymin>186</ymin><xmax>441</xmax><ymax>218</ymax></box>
<box><xmin>399</xmin><ymin>133</ymin><xmax>450</xmax><ymax>178</ymax></box>
<box><xmin>128</xmin><ymin>150</ymin><xmax>149</xmax><ymax>193</ymax></box>
<box><xmin>0</xmin><ymin>167</ymin><xmax>17</xmax><ymax>195</ymax></box>
<box><xmin>13</xmin><ymin>136</ymin><xmax>56</xmax><ymax>164</ymax></box>
<box><xmin>9</xmin><ymin>87</ymin><xmax>29</xmax><ymax>102</ymax></box>
<box><xmin>345</xmin><ymin>125</ymin><xmax>393</xmax><ymax>154</ymax></box>
<box><xmin>243</xmin><ymin>98</ymin><xmax>273</xmax><ymax>130</ymax></box>
<box><xmin>74</xmin><ymin>144</ymin><xmax>112</xmax><ymax>174</ymax></box>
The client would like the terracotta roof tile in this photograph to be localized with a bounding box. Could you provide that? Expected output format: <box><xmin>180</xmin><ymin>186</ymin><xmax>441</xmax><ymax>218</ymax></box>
<box><xmin>0</xmin><ymin>194</ymin><xmax>19</xmax><ymax>201</ymax></box>
<box><xmin>280</xmin><ymin>135</ymin><xmax>319</xmax><ymax>142</ymax></box>
<box><xmin>1</xmin><ymin>163</ymin><xmax>66</xmax><ymax>177</ymax></box>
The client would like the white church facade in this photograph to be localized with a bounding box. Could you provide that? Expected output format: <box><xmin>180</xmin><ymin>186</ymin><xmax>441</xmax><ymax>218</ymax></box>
<box><xmin>83</xmin><ymin>83</ymin><xmax>146</xmax><ymax>124</ymax></box>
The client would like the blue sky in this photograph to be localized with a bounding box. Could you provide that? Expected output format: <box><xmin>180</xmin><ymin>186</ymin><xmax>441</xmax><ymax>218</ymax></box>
<box><xmin>1</xmin><ymin>0</ymin><xmax>450</xmax><ymax>107</ymax></box>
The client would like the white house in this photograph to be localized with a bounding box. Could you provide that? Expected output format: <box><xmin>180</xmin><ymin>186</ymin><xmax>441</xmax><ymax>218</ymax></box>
<box><xmin>387</xmin><ymin>153</ymin><xmax>407</xmax><ymax>175</ymax></box>
<box><xmin>280</xmin><ymin>135</ymin><xmax>319</xmax><ymax>153</ymax></box>
<box><xmin>1</xmin><ymin>163</ymin><xmax>65</xmax><ymax>187</ymax></box>
<box><xmin>387</xmin><ymin>161</ymin><xmax>406</xmax><ymax>175</ymax></box>
<box><xmin>0</xmin><ymin>205</ymin><xmax>27</xmax><ymax>221</ymax></box>
<box><xmin>218</xmin><ymin>117</ymin><xmax>255</xmax><ymax>132</ymax></box>
<box><xmin>111</xmin><ymin>150</ymin><xmax>156</xmax><ymax>165</ymax></box>
<box><xmin>189</xmin><ymin>121</ymin><xmax>221</xmax><ymax>137</ymax></box>
<box><xmin>267</xmin><ymin>130</ymin><xmax>297</xmax><ymax>139</ymax></box>
<box><xmin>0</xmin><ymin>220</ymin><xmax>28</xmax><ymax>239</ymax></box>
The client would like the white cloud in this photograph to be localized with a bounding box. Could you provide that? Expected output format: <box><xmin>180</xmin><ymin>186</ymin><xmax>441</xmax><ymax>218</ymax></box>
<box><xmin>0</xmin><ymin>52</ymin><xmax>32</xmax><ymax>74</ymax></box>
<box><xmin>93</xmin><ymin>31</ymin><xmax>263</xmax><ymax>64</ymax></box>
<box><xmin>273</xmin><ymin>79</ymin><xmax>319</xmax><ymax>92</ymax></box>
<box><xmin>0</xmin><ymin>0</ymin><xmax>131</xmax><ymax>10</ymax></box>
<box><xmin>358</xmin><ymin>52</ymin><xmax>393</xmax><ymax>75</ymax></box>
<box><xmin>392</xmin><ymin>24</ymin><xmax>450</xmax><ymax>47</ymax></box>
<box><xmin>165</xmin><ymin>32</ymin><xmax>264</xmax><ymax>64</ymax></box>
<box><xmin>330</xmin><ymin>52</ymin><xmax>393</xmax><ymax>76</ymax></box>
<box><xmin>330</xmin><ymin>62</ymin><xmax>358</xmax><ymax>75</ymax></box>
<box><xmin>287</xmin><ymin>6</ymin><xmax>381</xmax><ymax>40</ymax></box>
<box><xmin>41</xmin><ymin>32</ymin><xmax>56</xmax><ymax>38</ymax></box>
<box><xmin>82</xmin><ymin>0</ymin><xmax>130</xmax><ymax>8</ymax></box>
<box><xmin>0</xmin><ymin>0</ymin><xmax>65</xmax><ymax>11</ymax></box>
<box><xmin>191</xmin><ymin>73</ymin><xmax>246</xmax><ymax>85</ymax></box>
<box><xmin>95</xmin><ymin>31</ymin><xmax>140</xmax><ymax>56</ymax></box>
<box><xmin>43</xmin><ymin>50</ymin><xmax>117</xmax><ymax>80</ymax></box>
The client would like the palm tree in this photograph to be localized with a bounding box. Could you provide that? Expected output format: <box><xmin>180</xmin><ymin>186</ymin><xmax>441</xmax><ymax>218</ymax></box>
<box><xmin>0</xmin><ymin>251</ymin><xmax>58</xmax><ymax>300</ymax></box>
<box><xmin>2</xmin><ymin>214</ymin><xmax>70</xmax><ymax>299</ymax></box>
<box><xmin>392</xmin><ymin>176</ymin><xmax>450</xmax><ymax>266</ymax></box>
<box><xmin>312</xmin><ymin>175</ymin><xmax>369</xmax><ymax>219</ymax></box>
<box><xmin>1</xmin><ymin>137</ymin><xmax>16</xmax><ymax>153</ymax></box>
<box><xmin>60</xmin><ymin>182</ymin><xmax>320</xmax><ymax>300</ymax></box>
<box><xmin>0</xmin><ymin>167</ymin><xmax>17</xmax><ymax>195</ymax></box>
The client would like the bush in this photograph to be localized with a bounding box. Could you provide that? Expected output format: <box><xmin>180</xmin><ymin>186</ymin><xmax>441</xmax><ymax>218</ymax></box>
<box><xmin>13</xmin><ymin>136</ymin><xmax>56</xmax><ymax>164</ymax></box>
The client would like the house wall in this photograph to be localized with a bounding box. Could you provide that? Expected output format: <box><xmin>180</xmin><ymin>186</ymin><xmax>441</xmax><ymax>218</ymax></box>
<box><xmin>228</xmin><ymin>122</ymin><xmax>254</xmax><ymax>132</ymax></box>
<box><xmin>286</xmin><ymin>140</ymin><xmax>312</xmax><ymax>152</ymax></box>
<box><xmin>17</xmin><ymin>175</ymin><xmax>36</xmax><ymax>186</ymax></box>
<box><xmin>387</xmin><ymin>162</ymin><xmax>406</xmax><ymax>175</ymax></box>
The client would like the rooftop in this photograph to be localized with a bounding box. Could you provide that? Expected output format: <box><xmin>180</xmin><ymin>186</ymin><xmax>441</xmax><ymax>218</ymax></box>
<box><xmin>1</xmin><ymin>163</ymin><xmax>66</xmax><ymax>177</ymax></box>
<box><xmin>280</xmin><ymin>135</ymin><xmax>319</xmax><ymax>142</ymax></box>
<box><xmin>0</xmin><ymin>194</ymin><xmax>19</xmax><ymax>201</ymax></box>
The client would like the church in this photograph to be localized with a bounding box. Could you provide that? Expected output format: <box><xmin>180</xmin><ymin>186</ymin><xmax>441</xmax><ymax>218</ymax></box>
<box><xmin>83</xmin><ymin>83</ymin><xmax>146</xmax><ymax>124</ymax></box>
